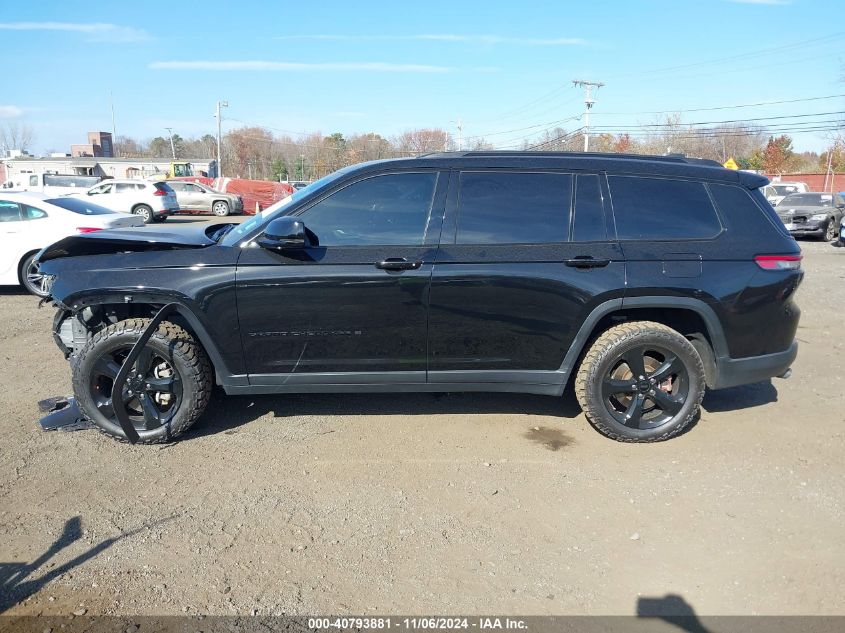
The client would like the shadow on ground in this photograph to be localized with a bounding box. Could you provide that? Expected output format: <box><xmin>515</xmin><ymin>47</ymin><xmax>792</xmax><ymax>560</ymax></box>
<box><xmin>185</xmin><ymin>388</ymin><xmax>584</xmax><ymax>441</ymax></box>
<box><xmin>637</xmin><ymin>594</ymin><xmax>710</xmax><ymax>633</ymax></box>
<box><xmin>0</xmin><ymin>287</ymin><xmax>33</xmax><ymax>297</ymax></box>
<box><xmin>183</xmin><ymin>377</ymin><xmax>779</xmax><ymax>441</ymax></box>
<box><xmin>702</xmin><ymin>380</ymin><xmax>778</xmax><ymax>413</ymax></box>
<box><xmin>0</xmin><ymin>515</ymin><xmax>176</xmax><ymax>613</ymax></box>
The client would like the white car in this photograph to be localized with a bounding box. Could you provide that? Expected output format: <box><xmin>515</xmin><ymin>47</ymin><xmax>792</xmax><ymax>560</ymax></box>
<box><xmin>0</xmin><ymin>193</ymin><xmax>144</xmax><ymax>296</ymax></box>
<box><xmin>762</xmin><ymin>182</ymin><xmax>809</xmax><ymax>207</ymax></box>
<box><xmin>80</xmin><ymin>179</ymin><xmax>179</xmax><ymax>224</ymax></box>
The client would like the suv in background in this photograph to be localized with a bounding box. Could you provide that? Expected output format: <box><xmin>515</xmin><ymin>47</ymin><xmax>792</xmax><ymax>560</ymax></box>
<box><xmin>37</xmin><ymin>152</ymin><xmax>802</xmax><ymax>444</ymax></box>
<box><xmin>79</xmin><ymin>179</ymin><xmax>179</xmax><ymax>223</ymax></box>
<box><xmin>762</xmin><ymin>181</ymin><xmax>809</xmax><ymax>206</ymax></box>
<box><xmin>167</xmin><ymin>181</ymin><xmax>244</xmax><ymax>216</ymax></box>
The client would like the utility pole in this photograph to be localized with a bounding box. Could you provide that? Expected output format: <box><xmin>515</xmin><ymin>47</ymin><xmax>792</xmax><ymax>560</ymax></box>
<box><xmin>572</xmin><ymin>79</ymin><xmax>604</xmax><ymax>152</ymax></box>
<box><xmin>451</xmin><ymin>119</ymin><xmax>464</xmax><ymax>151</ymax></box>
<box><xmin>215</xmin><ymin>100</ymin><xmax>228</xmax><ymax>179</ymax></box>
<box><xmin>110</xmin><ymin>91</ymin><xmax>118</xmax><ymax>157</ymax></box>
<box><xmin>165</xmin><ymin>127</ymin><xmax>176</xmax><ymax>159</ymax></box>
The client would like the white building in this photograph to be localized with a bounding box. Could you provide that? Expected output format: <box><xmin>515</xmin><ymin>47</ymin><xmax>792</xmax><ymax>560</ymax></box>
<box><xmin>1</xmin><ymin>156</ymin><xmax>214</xmax><ymax>185</ymax></box>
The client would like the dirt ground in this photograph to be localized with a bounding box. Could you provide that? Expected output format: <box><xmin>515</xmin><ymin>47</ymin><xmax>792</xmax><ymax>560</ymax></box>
<box><xmin>0</xmin><ymin>235</ymin><xmax>843</xmax><ymax>618</ymax></box>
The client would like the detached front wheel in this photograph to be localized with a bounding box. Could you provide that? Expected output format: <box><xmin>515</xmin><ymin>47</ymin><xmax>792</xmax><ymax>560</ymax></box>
<box><xmin>575</xmin><ymin>321</ymin><xmax>705</xmax><ymax>442</ymax></box>
<box><xmin>72</xmin><ymin>319</ymin><xmax>212</xmax><ymax>443</ymax></box>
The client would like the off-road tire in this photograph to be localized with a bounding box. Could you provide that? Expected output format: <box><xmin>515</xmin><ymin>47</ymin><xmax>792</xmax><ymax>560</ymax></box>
<box><xmin>72</xmin><ymin>319</ymin><xmax>212</xmax><ymax>444</ymax></box>
<box><xmin>575</xmin><ymin>321</ymin><xmax>706</xmax><ymax>442</ymax></box>
<box><xmin>133</xmin><ymin>204</ymin><xmax>154</xmax><ymax>224</ymax></box>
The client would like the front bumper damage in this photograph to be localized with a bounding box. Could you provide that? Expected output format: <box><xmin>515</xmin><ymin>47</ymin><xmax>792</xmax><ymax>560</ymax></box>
<box><xmin>38</xmin><ymin>303</ymin><xmax>180</xmax><ymax>444</ymax></box>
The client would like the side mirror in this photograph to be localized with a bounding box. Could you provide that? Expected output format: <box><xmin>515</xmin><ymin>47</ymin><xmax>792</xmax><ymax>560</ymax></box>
<box><xmin>257</xmin><ymin>216</ymin><xmax>310</xmax><ymax>250</ymax></box>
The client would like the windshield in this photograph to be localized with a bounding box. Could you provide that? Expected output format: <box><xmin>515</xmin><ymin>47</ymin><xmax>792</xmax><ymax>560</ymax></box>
<box><xmin>780</xmin><ymin>193</ymin><xmax>832</xmax><ymax>207</ymax></box>
<box><xmin>219</xmin><ymin>168</ymin><xmax>354</xmax><ymax>246</ymax></box>
<box><xmin>45</xmin><ymin>197</ymin><xmax>114</xmax><ymax>215</ymax></box>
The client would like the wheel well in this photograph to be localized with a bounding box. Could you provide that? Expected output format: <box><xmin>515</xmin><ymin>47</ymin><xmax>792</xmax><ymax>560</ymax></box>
<box><xmin>65</xmin><ymin>302</ymin><xmax>220</xmax><ymax>382</ymax></box>
<box><xmin>17</xmin><ymin>249</ymin><xmax>41</xmax><ymax>282</ymax></box>
<box><xmin>213</xmin><ymin>199</ymin><xmax>228</xmax><ymax>206</ymax></box>
<box><xmin>132</xmin><ymin>203</ymin><xmax>151</xmax><ymax>212</ymax></box>
<box><xmin>581</xmin><ymin>307</ymin><xmax>718</xmax><ymax>387</ymax></box>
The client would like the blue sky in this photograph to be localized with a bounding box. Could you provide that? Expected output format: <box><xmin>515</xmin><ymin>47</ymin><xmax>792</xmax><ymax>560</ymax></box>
<box><xmin>1</xmin><ymin>0</ymin><xmax>842</xmax><ymax>154</ymax></box>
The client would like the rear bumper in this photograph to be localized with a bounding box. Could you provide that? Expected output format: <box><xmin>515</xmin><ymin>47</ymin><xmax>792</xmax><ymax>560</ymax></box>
<box><xmin>711</xmin><ymin>342</ymin><xmax>798</xmax><ymax>390</ymax></box>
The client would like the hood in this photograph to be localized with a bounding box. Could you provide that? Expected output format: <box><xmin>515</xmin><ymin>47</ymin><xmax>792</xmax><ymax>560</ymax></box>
<box><xmin>776</xmin><ymin>205</ymin><xmax>830</xmax><ymax>216</ymax></box>
<box><xmin>37</xmin><ymin>223</ymin><xmax>231</xmax><ymax>262</ymax></box>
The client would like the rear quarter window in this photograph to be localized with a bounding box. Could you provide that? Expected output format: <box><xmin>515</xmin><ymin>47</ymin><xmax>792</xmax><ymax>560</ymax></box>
<box><xmin>709</xmin><ymin>183</ymin><xmax>792</xmax><ymax>238</ymax></box>
<box><xmin>608</xmin><ymin>176</ymin><xmax>722</xmax><ymax>240</ymax></box>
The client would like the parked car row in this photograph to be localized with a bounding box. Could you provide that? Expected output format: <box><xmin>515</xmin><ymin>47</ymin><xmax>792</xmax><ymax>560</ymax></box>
<box><xmin>79</xmin><ymin>179</ymin><xmax>178</xmax><ymax>223</ymax></box>
<box><xmin>0</xmin><ymin>192</ymin><xmax>145</xmax><ymax>296</ymax></box>
<box><xmin>4</xmin><ymin>175</ymin><xmax>244</xmax><ymax>224</ymax></box>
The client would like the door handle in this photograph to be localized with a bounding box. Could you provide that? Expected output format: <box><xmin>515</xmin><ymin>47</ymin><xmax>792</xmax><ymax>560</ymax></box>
<box><xmin>564</xmin><ymin>256</ymin><xmax>610</xmax><ymax>269</ymax></box>
<box><xmin>375</xmin><ymin>257</ymin><xmax>422</xmax><ymax>271</ymax></box>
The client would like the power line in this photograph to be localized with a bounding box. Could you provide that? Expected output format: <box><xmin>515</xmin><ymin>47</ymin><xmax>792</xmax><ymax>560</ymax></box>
<box><xmin>591</xmin><ymin>110</ymin><xmax>845</xmax><ymax>130</ymax></box>
<box><xmin>485</xmin><ymin>84</ymin><xmax>575</xmax><ymax>122</ymax></box>
<box><xmin>598</xmin><ymin>93</ymin><xmax>845</xmax><ymax>117</ymax></box>
<box><xmin>608</xmin><ymin>31</ymin><xmax>843</xmax><ymax>80</ymax></box>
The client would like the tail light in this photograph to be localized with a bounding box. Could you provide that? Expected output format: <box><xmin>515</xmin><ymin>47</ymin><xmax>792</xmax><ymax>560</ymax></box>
<box><xmin>76</xmin><ymin>227</ymin><xmax>103</xmax><ymax>234</ymax></box>
<box><xmin>153</xmin><ymin>188</ymin><xmax>167</xmax><ymax>196</ymax></box>
<box><xmin>754</xmin><ymin>254</ymin><xmax>802</xmax><ymax>271</ymax></box>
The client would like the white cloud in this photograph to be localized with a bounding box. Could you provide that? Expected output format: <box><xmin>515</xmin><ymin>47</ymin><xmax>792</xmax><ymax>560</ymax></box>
<box><xmin>149</xmin><ymin>60</ymin><xmax>457</xmax><ymax>73</ymax></box>
<box><xmin>0</xmin><ymin>21</ymin><xmax>150</xmax><ymax>42</ymax></box>
<box><xmin>275</xmin><ymin>34</ymin><xmax>586</xmax><ymax>46</ymax></box>
<box><xmin>0</xmin><ymin>105</ymin><xmax>23</xmax><ymax>119</ymax></box>
<box><xmin>725</xmin><ymin>0</ymin><xmax>791</xmax><ymax>5</ymax></box>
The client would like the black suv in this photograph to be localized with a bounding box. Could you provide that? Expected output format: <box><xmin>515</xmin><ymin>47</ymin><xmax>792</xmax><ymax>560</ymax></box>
<box><xmin>37</xmin><ymin>152</ymin><xmax>802</xmax><ymax>444</ymax></box>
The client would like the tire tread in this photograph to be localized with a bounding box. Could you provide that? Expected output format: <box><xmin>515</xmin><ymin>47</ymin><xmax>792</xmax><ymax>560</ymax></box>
<box><xmin>574</xmin><ymin>320</ymin><xmax>706</xmax><ymax>443</ymax></box>
<box><xmin>72</xmin><ymin>318</ymin><xmax>211</xmax><ymax>444</ymax></box>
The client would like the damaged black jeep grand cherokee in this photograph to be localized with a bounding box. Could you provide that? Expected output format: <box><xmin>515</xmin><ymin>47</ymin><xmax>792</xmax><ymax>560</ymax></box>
<box><xmin>37</xmin><ymin>152</ymin><xmax>802</xmax><ymax>444</ymax></box>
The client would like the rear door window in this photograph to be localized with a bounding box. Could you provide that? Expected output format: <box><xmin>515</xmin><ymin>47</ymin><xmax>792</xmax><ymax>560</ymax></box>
<box><xmin>609</xmin><ymin>176</ymin><xmax>722</xmax><ymax>240</ymax></box>
<box><xmin>456</xmin><ymin>171</ymin><xmax>572</xmax><ymax>244</ymax></box>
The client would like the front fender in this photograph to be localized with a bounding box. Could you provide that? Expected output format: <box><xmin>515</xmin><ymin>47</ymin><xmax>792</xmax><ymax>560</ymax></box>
<box><xmin>44</xmin><ymin>247</ymin><xmax>246</xmax><ymax>381</ymax></box>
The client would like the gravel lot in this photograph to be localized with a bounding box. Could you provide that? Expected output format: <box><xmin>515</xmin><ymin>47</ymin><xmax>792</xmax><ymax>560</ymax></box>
<box><xmin>0</xmin><ymin>235</ymin><xmax>843</xmax><ymax>617</ymax></box>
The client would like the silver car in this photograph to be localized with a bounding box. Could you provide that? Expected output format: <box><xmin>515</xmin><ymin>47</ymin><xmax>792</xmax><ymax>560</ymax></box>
<box><xmin>167</xmin><ymin>181</ymin><xmax>244</xmax><ymax>216</ymax></box>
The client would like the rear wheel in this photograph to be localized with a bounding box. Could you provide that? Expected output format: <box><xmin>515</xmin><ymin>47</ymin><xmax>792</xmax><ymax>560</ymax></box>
<box><xmin>212</xmin><ymin>201</ymin><xmax>230</xmax><ymax>216</ymax></box>
<box><xmin>575</xmin><ymin>321</ymin><xmax>705</xmax><ymax>442</ymax></box>
<box><xmin>72</xmin><ymin>319</ymin><xmax>212</xmax><ymax>444</ymax></box>
<box><xmin>19</xmin><ymin>252</ymin><xmax>49</xmax><ymax>297</ymax></box>
<box><xmin>132</xmin><ymin>205</ymin><xmax>154</xmax><ymax>224</ymax></box>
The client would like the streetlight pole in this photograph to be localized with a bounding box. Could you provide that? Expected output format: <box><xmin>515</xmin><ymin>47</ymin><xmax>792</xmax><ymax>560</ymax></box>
<box><xmin>165</xmin><ymin>127</ymin><xmax>176</xmax><ymax>159</ymax></box>
<box><xmin>215</xmin><ymin>100</ymin><xmax>228</xmax><ymax>179</ymax></box>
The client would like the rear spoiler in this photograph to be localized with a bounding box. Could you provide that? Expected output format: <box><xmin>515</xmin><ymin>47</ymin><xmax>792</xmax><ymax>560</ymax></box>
<box><xmin>736</xmin><ymin>170</ymin><xmax>769</xmax><ymax>190</ymax></box>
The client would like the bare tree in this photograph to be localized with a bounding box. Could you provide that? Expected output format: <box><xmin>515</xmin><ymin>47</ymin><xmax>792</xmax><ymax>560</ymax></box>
<box><xmin>393</xmin><ymin>128</ymin><xmax>452</xmax><ymax>155</ymax></box>
<box><xmin>0</xmin><ymin>122</ymin><xmax>35</xmax><ymax>153</ymax></box>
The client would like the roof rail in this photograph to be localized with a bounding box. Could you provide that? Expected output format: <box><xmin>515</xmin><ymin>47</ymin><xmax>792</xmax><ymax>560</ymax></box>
<box><xmin>416</xmin><ymin>150</ymin><xmax>720</xmax><ymax>165</ymax></box>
